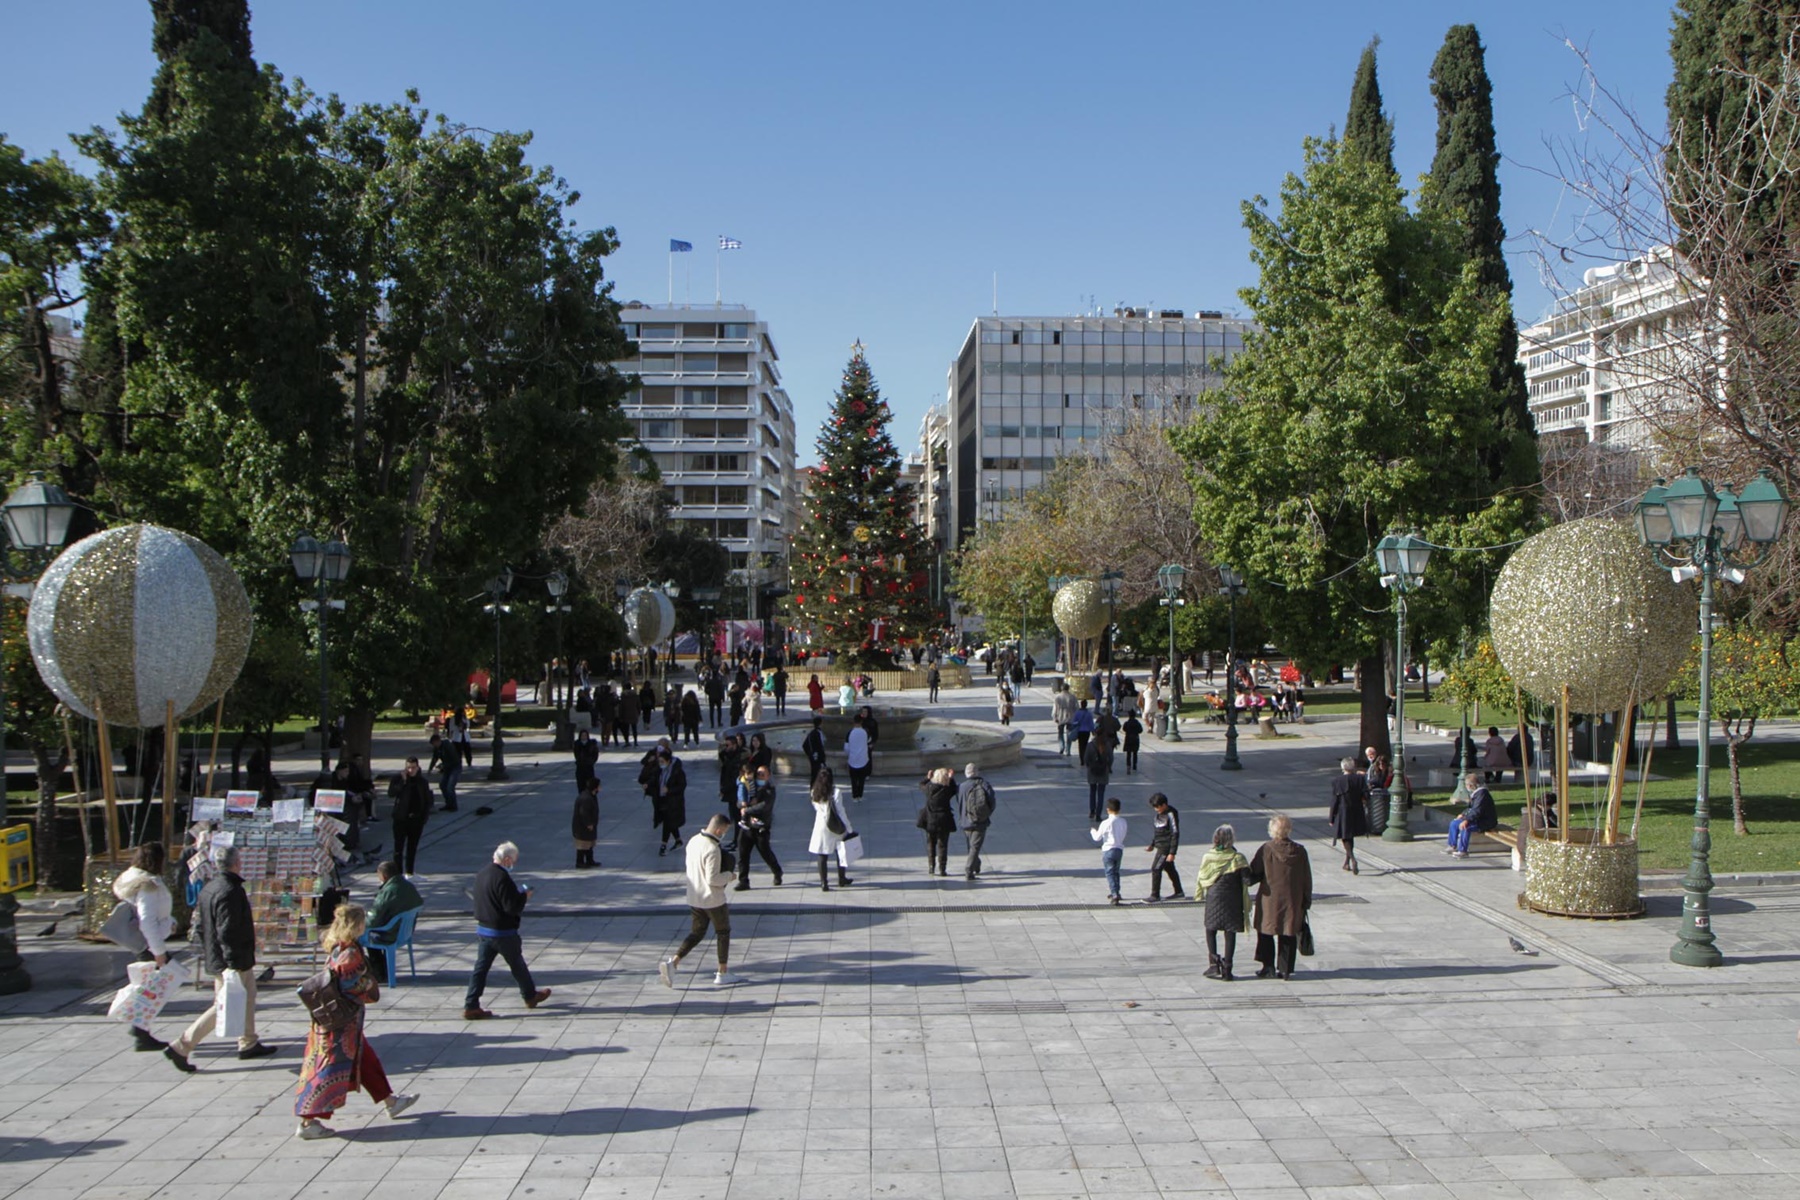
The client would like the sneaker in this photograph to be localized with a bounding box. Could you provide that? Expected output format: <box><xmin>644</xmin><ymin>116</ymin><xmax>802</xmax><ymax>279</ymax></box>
<box><xmin>1109</xmin><ymin>896</ymin><xmax>1122</xmax><ymax>906</ymax></box>
<box><xmin>296</xmin><ymin>1119</ymin><xmax>332</xmax><ymax>1140</ymax></box>
<box><xmin>658</xmin><ymin>957</ymin><xmax>675</xmax><ymax>989</ymax></box>
<box><xmin>733</xmin><ymin>882</ymin><xmax>750</xmax><ymax>891</ymax></box>
<box><xmin>384</xmin><ymin>1093</ymin><xmax>419</xmax><ymax>1118</ymax></box>
<box><xmin>713</xmin><ymin>972</ymin><xmax>744</xmax><ymax>987</ymax></box>
<box><xmin>524</xmin><ymin>989</ymin><xmax>552</xmax><ymax>1009</ymax></box>
<box><xmin>1452</xmin><ymin>851</ymin><xmax>1468</xmax><ymax>859</ymax></box>
<box><xmin>164</xmin><ymin>1046</ymin><xmax>197</xmax><ymax>1074</ymax></box>
<box><xmin>1145</xmin><ymin>895</ymin><xmax>1163</xmax><ymax>904</ymax></box>
<box><xmin>463</xmin><ymin>1007</ymin><xmax>494</xmax><ymax>1020</ymax></box>
<box><xmin>238</xmin><ymin>1042</ymin><xmax>279</xmax><ymax>1060</ymax></box>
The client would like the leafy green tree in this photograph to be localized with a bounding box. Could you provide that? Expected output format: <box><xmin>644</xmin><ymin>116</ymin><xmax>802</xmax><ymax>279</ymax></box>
<box><xmin>1172</xmin><ymin>132</ymin><xmax>1533</xmax><ymax>759</ymax></box>
<box><xmin>1673</xmin><ymin>625</ymin><xmax>1800</xmax><ymax>835</ymax></box>
<box><xmin>788</xmin><ymin>347</ymin><xmax>933</xmax><ymax>665</ymax></box>
<box><xmin>1422</xmin><ymin>24</ymin><xmax>1538</xmax><ymax>491</ymax></box>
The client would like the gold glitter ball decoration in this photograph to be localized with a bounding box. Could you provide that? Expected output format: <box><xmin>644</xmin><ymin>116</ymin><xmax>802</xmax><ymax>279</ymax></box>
<box><xmin>1489</xmin><ymin>517</ymin><xmax>1694</xmax><ymax>713</ymax></box>
<box><xmin>852</xmin><ymin>525</ymin><xmax>873</xmax><ymax>544</ymax></box>
<box><xmin>1523</xmin><ymin>829</ymin><xmax>1643</xmax><ymax>917</ymax></box>
<box><xmin>1052</xmin><ymin>579</ymin><xmax>1108</xmax><ymax>640</ymax></box>
<box><xmin>28</xmin><ymin>524</ymin><xmax>253</xmax><ymax>728</ymax></box>
<box><xmin>622</xmin><ymin>587</ymin><xmax>676</xmax><ymax>648</ymax></box>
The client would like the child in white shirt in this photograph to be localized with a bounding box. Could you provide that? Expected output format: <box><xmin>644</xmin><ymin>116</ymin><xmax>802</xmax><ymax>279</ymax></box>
<box><xmin>1089</xmin><ymin>797</ymin><xmax>1127</xmax><ymax>905</ymax></box>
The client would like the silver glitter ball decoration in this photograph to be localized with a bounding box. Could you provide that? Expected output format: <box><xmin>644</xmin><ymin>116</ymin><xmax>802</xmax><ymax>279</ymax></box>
<box><xmin>28</xmin><ymin>524</ymin><xmax>254</xmax><ymax>728</ymax></box>
<box><xmin>1489</xmin><ymin>518</ymin><xmax>1694</xmax><ymax>713</ymax></box>
<box><xmin>1052</xmin><ymin>579</ymin><xmax>1108</xmax><ymax>640</ymax></box>
<box><xmin>623</xmin><ymin>587</ymin><xmax>676</xmax><ymax>648</ymax></box>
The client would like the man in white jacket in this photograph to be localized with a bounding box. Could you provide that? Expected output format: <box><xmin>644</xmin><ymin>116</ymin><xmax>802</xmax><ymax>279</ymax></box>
<box><xmin>658</xmin><ymin>815</ymin><xmax>741</xmax><ymax>987</ymax></box>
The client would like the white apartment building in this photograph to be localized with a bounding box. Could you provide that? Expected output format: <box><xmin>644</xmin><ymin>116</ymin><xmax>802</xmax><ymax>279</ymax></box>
<box><xmin>615</xmin><ymin>304</ymin><xmax>797</xmax><ymax>606</ymax></box>
<box><xmin>906</xmin><ymin>403</ymin><xmax>952</xmax><ymax>611</ymax></box>
<box><xmin>943</xmin><ymin>309</ymin><xmax>1253</xmax><ymax>546</ymax></box>
<box><xmin>1518</xmin><ymin>246</ymin><xmax>1710</xmax><ymax>450</ymax></box>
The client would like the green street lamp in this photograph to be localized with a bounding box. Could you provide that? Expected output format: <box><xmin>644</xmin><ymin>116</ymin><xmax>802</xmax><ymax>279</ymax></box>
<box><xmin>484</xmin><ymin>570</ymin><xmax>514</xmax><ymax>781</ymax></box>
<box><xmin>291</xmin><ymin>535</ymin><xmax>351</xmax><ymax>774</ymax></box>
<box><xmin>1156</xmin><ymin>563</ymin><xmax>1187</xmax><ymax>742</ymax></box>
<box><xmin>546</xmin><ymin>571</ymin><xmax>573</xmax><ymax>752</ymax></box>
<box><xmin>1375</xmin><ymin>532</ymin><xmax>1432</xmax><ymax>842</ymax></box>
<box><xmin>1217</xmin><ymin>566</ymin><xmax>1246</xmax><ymax>770</ymax></box>
<box><xmin>1099</xmin><ymin>569</ymin><xmax>1123</xmax><ymax>667</ymax></box>
<box><xmin>1636</xmin><ymin>466</ymin><xmax>1791</xmax><ymax>968</ymax></box>
<box><xmin>0</xmin><ymin>475</ymin><xmax>77</xmax><ymax>997</ymax></box>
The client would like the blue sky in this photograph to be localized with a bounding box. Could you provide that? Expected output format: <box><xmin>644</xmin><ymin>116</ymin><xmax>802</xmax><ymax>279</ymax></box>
<box><xmin>2</xmin><ymin>1</ymin><xmax>1676</xmax><ymax>463</ymax></box>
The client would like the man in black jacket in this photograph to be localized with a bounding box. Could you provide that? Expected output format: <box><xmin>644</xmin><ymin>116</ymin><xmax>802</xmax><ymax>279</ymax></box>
<box><xmin>801</xmin><ymin>716</ymin><xmax>828</xmax><ymax>784</ymax></box>
<box><xmin>165</xmin><ymin>846</ymin><xmax>277</xmax><ymax>1072</ymax></box>
<box><xmin>388</xmin><ymin>757</ymin><xmax>433</xmax><ymax>878</ymax></box>
<box><xmin>734</xmin><ymin>767</ymin><xmax>782</xmax><ymax>890</ymax></box>
<box><xmin>656</xmin><ymin>746</ymin><xmax>688</xmax><ymax>855</ymax></box>
<box><xmin>1144</xmin><ymin>792</ymin><xmax>1183</xmax><ymax>901</ymax></box>
<box><xmin>463</xmin><ymin>841</ymin><xmax>552</xmax><ymax>1019</ymax></box>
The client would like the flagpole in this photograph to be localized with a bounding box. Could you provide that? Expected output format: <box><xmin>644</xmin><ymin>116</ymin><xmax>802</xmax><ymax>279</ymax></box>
<box><xmin>715</xmin><ymin>240</ymin><xmax>722</xmax><ymax>306</ymax></box>
<box><xmin>668</xmin><ymin>248</ymin><xmax>674</xmax><ymax>304</ymax></box>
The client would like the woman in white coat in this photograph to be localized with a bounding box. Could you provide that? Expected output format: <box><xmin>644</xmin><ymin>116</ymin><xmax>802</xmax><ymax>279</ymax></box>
<box><xmin>743</xmin><ymin>686</ymin><xmax>765</xmax><ymax>725</ymax></box>
<box><xmin>111</xmin><ymin>841</ymin><xmax>176</xmax><ymax>1051</ymax></box>
<box><xmin>808</xmin><ymin>768</ymin><xmax>855</xmax><ymax>890</ymax></box>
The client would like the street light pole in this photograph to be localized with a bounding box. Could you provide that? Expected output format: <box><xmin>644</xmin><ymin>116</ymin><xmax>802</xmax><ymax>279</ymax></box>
<box><xmin>1218</xmin><ymin>566</ymin><xmax>1245</xmax><ymax>770</ymax></box>
<box><xmin>485</xmin><ymin>571</ymin><xmax>514</xmax><ymax>782</ymax></box>
<box><xmin>547</xmin><ymin>571</ymin><xmax>572</xmax><ymax>752</ymax></box>
<box><xmin>291</xmin><ymin>536</ymin><xmax>351</xmax><ymax>774</ymax></box>
<box><xmin>1156</xmin><ymin>564</ymin><xmax>1187</xmax><ymax>742</ymax></box>
<box><xmin>1636</xmin><ymin>467</ymin><xmax>1790</xmax><ymax>967</ymax></box>
<box><xmin>1375</xmin><ymin>533</ymin><xmax>1434</xmax><ymax>843</ymax></box>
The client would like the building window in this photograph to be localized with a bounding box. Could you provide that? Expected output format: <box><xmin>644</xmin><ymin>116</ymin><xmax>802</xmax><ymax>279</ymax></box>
<box><xmin>721</xmin><ymin>323</ymin><xmax>751</xmax><ymax>339</ymax></box>
<box><xmin>640</xmin><ymin>420</ymin><xmax>676</xmax><ymax>439</ymax></box>
<box><xmin>687</xmin><ymin>453</ymin><xmax>742</xmax><ymax>472</ymax></box>
<box><xmin>641</xmin><ymin>386</ymin><xmax>676</xmax><ymax>406</ymax></box>
<box><xmin>681</xmin><ymin>354</ymin><xmax>718</xmax><ymax>371</ymax></box>
<box><xmin>684</xmin><ymin>387</ymin><xmax>719</xmax><ymax>406</ymax></box>
<box><xmin>639</xmin><ymin>354</ymin><xmax>676</xmax><ymax>372</ymax></box>
<box><xmin>640</xmin><ymin>324</ymin><xmax>680</xmax><ymax>339</ymax></box>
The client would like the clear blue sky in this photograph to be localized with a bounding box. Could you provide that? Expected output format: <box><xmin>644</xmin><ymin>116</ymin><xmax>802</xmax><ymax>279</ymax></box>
<box><xmin>2</xmin><ymin>1</ymin><xmax>1676</xmax><ymax>463</ymax></box>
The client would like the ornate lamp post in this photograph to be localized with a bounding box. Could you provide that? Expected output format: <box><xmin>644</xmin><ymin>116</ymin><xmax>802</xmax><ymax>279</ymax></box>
<box><xmin>291</xmin><ymin>535</ymin><xmax>351</xmax><ymax>774</ymax></box>
<box><xmin>1375</xmin><ymin>532</ymin><xmax>1433</xmax><ymax>843</ymax></box>
<box><xmin>1217</xmin><ymin>566</ymin><xmax>1246</xmax><ymax>770</ymax></box>
<box><xmin>0</xmin><ymin>475</ymin><xmax>77</xmax><ymax>996</ymax></box>
<box><xmin>546</xmin><ymin>571</ymin><xmax>573</xmax><ymax>752</ymax></box>
<box><xmin>484</xmin><ymin>570</ymin><xmax>514</xmax><ymax>781</ymax></box>
<box><xmin>1099</xmin><ymin>569</ymin><xmax>1123</xmax><ymax>667</ymax></box>
<box><xmin>1636</xmin><ymin>467</ymin><xmax>1791</xmax><ymax>967</ymax></box>
<box><xmin>1156</xmin><ymin>564</ymin><xmax>1187</xmax><ymax>742</ymax></box>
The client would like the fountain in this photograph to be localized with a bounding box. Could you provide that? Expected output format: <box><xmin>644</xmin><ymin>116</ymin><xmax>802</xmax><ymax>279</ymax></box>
<box><xmin>724</xmin><ymin>705</ymin><xmax>1022</xmax><ymax>775</ymax></box>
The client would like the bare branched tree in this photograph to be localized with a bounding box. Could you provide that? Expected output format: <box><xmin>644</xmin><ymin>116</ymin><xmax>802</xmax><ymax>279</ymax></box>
<box><xmin>1521</xmin><ymin>21</ymin><xmax>1800</xmax><ymax>626</ymax></box>
<box><xmin>547</xmin><ymin>469</ymin><xmax>667</xmax><ymax>586</ymax></box>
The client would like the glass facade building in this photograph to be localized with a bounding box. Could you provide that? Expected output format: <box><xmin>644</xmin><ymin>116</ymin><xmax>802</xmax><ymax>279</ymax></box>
<box><xmin>944</xmin><ymin>310</ymin><xmax>1253</xmax><ymax>546</ymax></box>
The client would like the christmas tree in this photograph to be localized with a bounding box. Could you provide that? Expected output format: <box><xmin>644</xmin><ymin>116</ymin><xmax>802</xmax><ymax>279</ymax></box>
<box><xmin>788</xmin><ymin>345</ymin><xmax>933</xmax><ymax>667</ymax></box>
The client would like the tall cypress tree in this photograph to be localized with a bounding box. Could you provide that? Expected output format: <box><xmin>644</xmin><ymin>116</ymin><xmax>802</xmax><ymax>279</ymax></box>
<box><xmin>1424</xmin><ymin>23</ymin><xmax>1537</xmax><ymax>491</ymax></box>
<box><xmin>1344</xmin><ymin>38</ymin><xmax>1395</xmax><ymax>172</ymax></box>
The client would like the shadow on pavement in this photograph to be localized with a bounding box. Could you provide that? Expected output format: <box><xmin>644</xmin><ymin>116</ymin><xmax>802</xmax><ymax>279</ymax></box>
<box><xmin>1292</xmin><ymin>962</ymin><xmax>1561</xmax><ymax>981</ymax></box>
<box><xmin>347</xmin><ymin>1105</ymin><xmax>756</xmax><ymax>1142</ymax></box>
<box><xmin>379</xmin><ymin>1033</ymin><xmax>627</xmax><ymax>1070</ymax></box>
<box><xmin>0</xmin><ymin>1137</ymin><xmax>126</xmax><ymax>1162</ymax></box>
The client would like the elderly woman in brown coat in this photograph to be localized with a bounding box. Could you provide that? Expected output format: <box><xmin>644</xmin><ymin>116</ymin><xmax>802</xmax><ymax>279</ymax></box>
<box><xmin>1248</xmin><ymin>813</ymin><xmax>1312</xmax><ymax>980</ymax></box>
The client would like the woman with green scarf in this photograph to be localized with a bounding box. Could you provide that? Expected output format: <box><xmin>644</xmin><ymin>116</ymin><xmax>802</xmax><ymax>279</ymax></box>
<box><xmin>1196</xmin><ymin>824</ymin><xmax>1251</xmax><ymax>981</ymax></box>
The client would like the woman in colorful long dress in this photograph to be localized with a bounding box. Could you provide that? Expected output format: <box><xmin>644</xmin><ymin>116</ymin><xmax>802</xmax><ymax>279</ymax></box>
<box><xmin>295</xmin><ymin>903</ymin><xmax>419</xmax><ymax>1139</ymax></box>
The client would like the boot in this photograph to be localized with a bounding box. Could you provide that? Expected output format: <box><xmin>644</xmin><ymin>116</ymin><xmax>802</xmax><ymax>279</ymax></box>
<box><xmin>1221</xmin><ymin>960</ymin><xmax>1234</xmax><ymax>982</ymax></box>
<box><xmin>838</xmin><ymin>871</ymin><xmax>853</xmax><ymax>887</ymax></box>
<box><xmin>1202</xmin><ymin>956</ymin><xmax>1222</xmax><ymax>981</ymax></box>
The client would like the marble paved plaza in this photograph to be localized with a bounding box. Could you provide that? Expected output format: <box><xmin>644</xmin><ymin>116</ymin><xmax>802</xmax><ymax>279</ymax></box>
<box><xmin>5</xmin><ymin>678</ymin><xmax>1800</xmax><ymax>1200</ymax></box>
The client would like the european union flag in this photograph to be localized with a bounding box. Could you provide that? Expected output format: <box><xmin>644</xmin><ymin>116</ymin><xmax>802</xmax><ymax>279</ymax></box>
<box><xmin>670</xmin><ymin>239</ymin><xmax>693</xmax><ymax>253</ymax></box>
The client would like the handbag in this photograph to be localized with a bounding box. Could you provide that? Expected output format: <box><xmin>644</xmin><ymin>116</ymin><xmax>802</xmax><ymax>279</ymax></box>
<box><xmin>1299</xmin><ymin>921</ymin><xmax>1315</xmax><ymax>958</ymax></box>
<box><xmin>826</xmin><ymin>805</ymin><xmax>847</xmax><ymax>836</ymax></box>
<box><xmin>296</xmin><ymin>967</ymin><xmax>358</xmax><ymax>1031</ymax></box>
<box><xmin>107</xmin><ymin>957</ymin><xmax>191</xmax><ymax>1026</ymax></box>
<box><xmin>101</xmin><ymin>901</ymin><xmax>148</xmax><ymax>954</ymax></box>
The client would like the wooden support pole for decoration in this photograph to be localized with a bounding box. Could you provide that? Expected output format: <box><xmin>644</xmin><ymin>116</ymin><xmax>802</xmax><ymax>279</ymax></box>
<box><xmin>62</xmin><ymin>712</ymin><xmax>91</xmax><ymax>863</ymax></box>
<box><xmin>1631</xmin><ymin>706</ymin><xmax>1662</xmax><ymax>843</ymax></box>
<box><xmin>1514</xmin><ymin>686</ymin><xmax>1533</xmax><ymax>815</ymax></box>
<box><xmin>95</xmin><ymin>711</ymin><xmax>121</xmax><ymax>865</ymax></box>
<box><xmin>1602</xmin><ymin>696</ymin><xmax>1637</xmax><ymax>844</ymax></box>
<box><xmin>163</xmin><ymin>700</ymin><xmax>178</xmax><ymax>850</ymax></box>
<box><xmin>206</xmin><ymin>697</ymin><xmax>224</xmax><ymax>799</ymax></box>
<box><xmin>1557</xmin><ymin>687</ymin><xmax>1572</xmax><ymax>841</ymax></box>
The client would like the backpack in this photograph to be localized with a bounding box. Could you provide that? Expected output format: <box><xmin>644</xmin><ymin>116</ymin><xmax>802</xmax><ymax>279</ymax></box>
<box><xmin>296</xmin><ymin>967</ymin><xmax>358</xmax><ymax>1031</ymax></box>
<box><xmin>968</xmin><ymin>778</ymin><xmax>997</xmax><ymax>821</ymax></box>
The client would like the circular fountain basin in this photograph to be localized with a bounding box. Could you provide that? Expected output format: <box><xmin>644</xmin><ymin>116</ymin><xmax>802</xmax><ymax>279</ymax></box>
<box><xmin>721</xmin><ymin>710</ymin><xmax>1022</xmax><ymax>775</ymax></box>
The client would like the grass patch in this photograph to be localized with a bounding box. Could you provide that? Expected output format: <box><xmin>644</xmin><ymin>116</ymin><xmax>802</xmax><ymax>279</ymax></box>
<box><xmin>1418</xmin><ymin>738</ymin><xmax>1800</xmax><ymax>873</ymax></box>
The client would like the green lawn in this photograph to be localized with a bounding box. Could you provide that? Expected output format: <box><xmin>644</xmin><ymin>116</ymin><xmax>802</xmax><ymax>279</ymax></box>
<box><xmin>1418</xmin><ymin>738</ymin><xmax>1800</xmax><ymax>873</ymax></box>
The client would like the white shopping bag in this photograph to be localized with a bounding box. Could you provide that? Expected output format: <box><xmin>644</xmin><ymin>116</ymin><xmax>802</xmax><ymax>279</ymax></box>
<box><xmin>837</xmin><ymin>831</ymin><xmax>865</xmax><ymax>868</ymax></box>
<box><xmin>215</xmin><ymin>969</ymin><xmax>248</xmax><ymax>1039</ymax></box>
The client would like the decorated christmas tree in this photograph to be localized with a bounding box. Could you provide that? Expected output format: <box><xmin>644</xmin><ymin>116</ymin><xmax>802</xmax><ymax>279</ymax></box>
<box><xmin>788</xmin><ymin>345</ymin><xmax>933</xmax><ymax>667</ymax></box>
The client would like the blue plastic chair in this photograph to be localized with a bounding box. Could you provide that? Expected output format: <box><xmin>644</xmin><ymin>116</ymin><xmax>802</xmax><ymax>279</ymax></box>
<box><xmin>357</xmin><ymin>908</ymin><xmax>419</xmax><ymax>987</ymax></box>
<box><xmin>185</xmin><ymin>879</ymin><xmax>203</xmax><ymax>908</ymax></box>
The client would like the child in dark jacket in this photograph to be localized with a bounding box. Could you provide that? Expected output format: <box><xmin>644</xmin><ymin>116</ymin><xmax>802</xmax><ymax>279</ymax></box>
<box><xmin>572</xmin><ymin>779</ymin><xmax>600</xmax><ymax>868</ymax></box>
<box><xmin>1145</xmin><ymin>792</ymin><xmax>1182</xmax><ymax>901</ymax></box>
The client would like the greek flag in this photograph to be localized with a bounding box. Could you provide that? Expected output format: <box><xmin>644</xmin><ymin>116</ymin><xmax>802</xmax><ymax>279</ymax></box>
<box><xmin>669</xmin><ymin>239</ymin><xmax>693</xmax><ymax>252</ymax></box>
<box><xmin>719</xmin><ymin>236</ymin><xmax>742</xmax><ymax>250</ymax></box>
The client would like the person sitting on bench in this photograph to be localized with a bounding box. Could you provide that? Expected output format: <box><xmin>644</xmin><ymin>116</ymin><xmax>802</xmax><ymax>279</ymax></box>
<box><xmin>1447</xmin><ymin>773</ymin><xmax>1499</xmax><ymax>858</ymax></box>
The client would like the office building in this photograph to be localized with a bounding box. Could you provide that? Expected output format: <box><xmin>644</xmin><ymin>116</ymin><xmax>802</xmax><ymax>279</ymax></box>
<box><xmin>943</xmin><ymin>309</ymin><xmax>1254</xmax><ymax>546</ymax></box>
<box><xmin>1518</xmin><ymin>246</ymin><xmax>1709</xmax><ymax>451</ymax></box>
<box><xmin>615</xmin><ymin>304</ymin><xmax>797</xmax><ymax>610</ymax></box>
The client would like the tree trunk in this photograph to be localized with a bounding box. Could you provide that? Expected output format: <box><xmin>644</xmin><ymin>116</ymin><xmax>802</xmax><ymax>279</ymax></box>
<box><xmin>1358</xmin><ymin>653</ymin><xmax>1390</xmax><ymax>759</ymax></box>
<box><xmin>30</xmin><ymin>744</ymin><xmax>70</xmax><ymax>890</ymax></box>
<box><xmin>1728</xmin><ymin>717</ymin><xmax>1752</xmax><ymax>836</ymax></box>
<box><xmin>1665</xmin><ymin>694</ymin><xmax>1680</xmax><ymax>750</ymax></box>
<box><xmin>342</xmin><ymin>709</ymin><xmax>378</xmax><ymax>774</ymax></box>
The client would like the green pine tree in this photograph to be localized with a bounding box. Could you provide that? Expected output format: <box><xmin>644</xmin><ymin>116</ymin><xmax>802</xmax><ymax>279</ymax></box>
<box><xmin>1423</xmin><ymin>23</ymin><xmax>1538</xmax><ymax>491</ymax></box>
<box><xmin>788</xmin><ymin>346</ymin><xmax>933</xmax><ymax>667</ymax></box>
<box><xmin>1344</xmin><ymin>37</ymin><xmax>1395</xmax><ymax>172</ymax></box>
